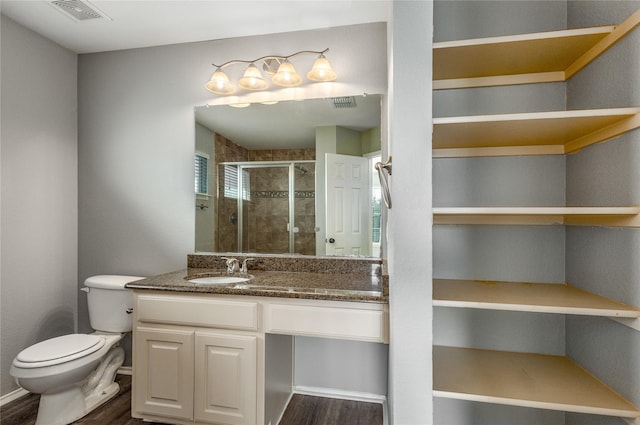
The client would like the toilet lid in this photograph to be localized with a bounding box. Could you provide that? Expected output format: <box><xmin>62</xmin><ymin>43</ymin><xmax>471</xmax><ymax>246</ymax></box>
<box><xmin>16</xmin><ymin>334</ymin><xmax>105</xmax><ymax>367</ymax></box>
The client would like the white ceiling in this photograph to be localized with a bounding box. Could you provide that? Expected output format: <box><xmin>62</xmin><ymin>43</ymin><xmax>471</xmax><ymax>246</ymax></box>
<box><xmin>2</xmin><ymin>0</ymin><xmax>388</xmax><ymax>151</ymax></box>
<box><xmin>1</xmin><ymin>0</ymin><xmax>391</xmax><ymax>54</ymax></box>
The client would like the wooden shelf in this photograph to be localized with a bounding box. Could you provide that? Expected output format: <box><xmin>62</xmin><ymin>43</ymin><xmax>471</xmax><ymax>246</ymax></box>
<box><xmin>433</xmin><ymin>279</ymin><xmax>640</xmax><ymax>318</ymax></box>
<box><xmin>433</xmin><ymin>108</ymin><xmax>640</xmax><ymax>157</ymax></box>
<box><xmin>433</xmin><ymin>9</ymin><xmax>640</xmax><ymax>89</ymax></box>
<box><xmin>433</xmin><ymin>206</ymin><xmax>640</xmax><ymax>227</ymax></box>
<box><xmin>433</xmin><ymin>345</ymin><xmax>640</xmax><ymax>418</ymax></box>
<box><xmin>434</xmin><ymin>26</ymin><xmax>612</xmax><ymax>89</ymax></box>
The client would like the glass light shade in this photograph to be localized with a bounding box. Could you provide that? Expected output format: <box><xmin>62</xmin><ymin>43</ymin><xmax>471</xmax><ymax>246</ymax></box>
<box><xmin>306</xmin><ymin>55</ymin><xmax>337</xmax><ymax>81</ymax></box>
<box><xmin>272</xmin><ymin>60</ymin><xmax>302</xmax><ymax>87</ymax></box>
<box><xmin>238</xmin><ymin>64</ymin><xmax>269</xmax><ymax>90</ymax></box>
<box><xmin>205</xmin><ymin>69</ymin><xmax>236</xmax><ymax>94</ymax></box>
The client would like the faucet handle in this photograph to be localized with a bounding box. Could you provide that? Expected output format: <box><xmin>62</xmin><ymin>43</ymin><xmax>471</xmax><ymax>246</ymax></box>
<box><xmin>222</xmin><ymin>257</ymin><xmax>240</xmax><ymax>273</ymax></box>
<box><xmin>241</xmin><ymin>258</ymin><xmax>255</xmax><ymax>273</ymax></box>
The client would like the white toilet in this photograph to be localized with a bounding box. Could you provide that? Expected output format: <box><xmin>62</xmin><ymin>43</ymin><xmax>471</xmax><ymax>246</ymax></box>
<box><xmin>10</xmin><ymin>275</ymin><xmax>144</xmax><ymax>425</ymax></box>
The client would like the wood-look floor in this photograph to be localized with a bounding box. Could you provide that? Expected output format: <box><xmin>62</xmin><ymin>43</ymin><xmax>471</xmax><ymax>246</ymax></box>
<box><xmin>278</xmin><ymin>394</ymin><xmax>383</xmax><ymax>425</ymax></box>
<box><xmin>1</xmin><ymin>375</ymin><xmax>383</xmax><ymax>425</ymax></box>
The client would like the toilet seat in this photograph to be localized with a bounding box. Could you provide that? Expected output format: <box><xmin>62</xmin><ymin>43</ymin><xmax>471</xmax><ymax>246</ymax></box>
<box><xmin>14</xmin><ymin>334</ymin><xmax>106</xmax><ymax>368</ymax></box>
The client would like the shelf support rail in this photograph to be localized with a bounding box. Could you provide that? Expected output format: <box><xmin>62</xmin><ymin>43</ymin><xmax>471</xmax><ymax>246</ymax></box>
<box><xmin>564</xmin><ymin>113</ymin><xmax>640</xmax><ymax>154</ymax></box>
<box><xmin>565</xmin><ymin>8</ymin><xmax>640</xmax><ymax>79</ymax></box>
<box><xmin>611</xmin><ymin>317</ymin><xmax>640</xmax><ymax>333</ymax></box>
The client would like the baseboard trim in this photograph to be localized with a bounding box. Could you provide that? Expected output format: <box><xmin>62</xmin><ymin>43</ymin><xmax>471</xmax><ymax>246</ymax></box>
<box><xmin>272</xmin><ymin>391</ymin><xmax>295</xmax><ymax>425</ymax></box>
<box><xmin>293</xmin><ymin>385</ymin><xmax>386</xmax><ymax>404</ymax></box>
<box><xmin>0</xmin><ymin>387</ymin><xmax>29</xmax><ymax>407</ymax></box>
<box><xmin>117</xmin><ymin>366</ymin><xmax>132</xmax><ymax>376</ymax></box>
<box><xmin>293</xmin><ymin>386</ymin><xmax>388</xmax><ymax>424</ymax></box>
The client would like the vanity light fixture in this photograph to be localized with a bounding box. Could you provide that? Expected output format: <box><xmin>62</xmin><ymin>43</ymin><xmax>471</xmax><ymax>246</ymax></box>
<box><xmin>238</xmin><ymin>63</ymin><xmax>269</xmax><ymax>90</ymax></box>
<box><xmin>205</xmin><ymin>48</ymin><xmax>337</xmax><ymax>95</ymax></box>
<box><xmin>307</xmin><ymin>54</ymin><xmax>337</xmax><ymax>82</ymax></box>
<box><xmin>271</xmin><ymin>59</ymin><xmax>302</xmax><ymax>87</ymax></box>
<box><xmin>205</xmin><ymin>68</ymin><xmax>236</xmax><ymax>94</ymax></box>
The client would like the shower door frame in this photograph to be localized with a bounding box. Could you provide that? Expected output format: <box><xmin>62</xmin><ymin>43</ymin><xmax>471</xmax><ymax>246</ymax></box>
<box><xmin>220</xmin><ymin>160</ymin><xmax>315</xmax><ymax>254</ymax></box>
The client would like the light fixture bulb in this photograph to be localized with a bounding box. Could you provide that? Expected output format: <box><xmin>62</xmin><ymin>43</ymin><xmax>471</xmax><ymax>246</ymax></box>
<box><xmin>238</xmin><ymin>63</ymin><xmax>269</xmax><ymax>91</ymax></box>
<box><xmin>205</xmin><ymin>68</ymin><xmax>236</xmax><ymax>95</ymax></box>
<box><xmin>272</xmin><ymin>60</ymin><xmax>302</xmax><ymax>87</ymax></box>
<box><xmin>307</xmin><ymin>54</ymin><xmax>337</xmax><ymax>82</ymax></box>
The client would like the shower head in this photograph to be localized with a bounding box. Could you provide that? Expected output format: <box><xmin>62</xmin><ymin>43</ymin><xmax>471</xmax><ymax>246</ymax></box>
<box><xmin>295</xmin><ymin>164</ymin><xmax>311</xmax><ymax>175</ymax></box>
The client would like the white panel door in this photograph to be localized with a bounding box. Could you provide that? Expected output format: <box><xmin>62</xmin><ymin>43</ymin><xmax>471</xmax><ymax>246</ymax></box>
<box><xmin>194</xmin><ymin>331</ymin><xmax>257</xmax><ymax>425</ymax></box>
<box><xmin>325</xmin><ymin>153</ymin><xmax>370</xmax><ymax>256</ymax></box>
<box><xmin>133</xmin><ymin>327</ymin><xmax>194</xmax><ymax>421</ymax></box>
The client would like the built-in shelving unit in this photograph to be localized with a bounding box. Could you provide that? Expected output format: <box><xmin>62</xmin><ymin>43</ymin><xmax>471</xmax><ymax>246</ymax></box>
<box><xmin>433</xmin><ymin>346</ymin><xmax>640</xmax><ymax>419</ymax></box>
<box><xmin>432</xmin><ymin>7</ymin><xmax>640</xmax><ymax>423</ymax></box>
<box><xmin>433</xmin><ymin>279</ymin><xmax>640</xmax><ymax>317</ymax></box>
<box><xmin>433</xmin><ymin>9</ymin><xmax>640</xmax><ymax>90</ymax></box>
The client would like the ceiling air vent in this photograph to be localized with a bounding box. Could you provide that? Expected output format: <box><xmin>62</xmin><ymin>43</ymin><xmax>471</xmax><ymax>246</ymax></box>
<box><xmin>50</xmin><ymin>0</ymin><xmax>111</xmax><ymax>22</ymax></box>
<box><xmin>331</xmin><ymin>96</ymin><xmax>357</xmax><ymax>109</ymax></box>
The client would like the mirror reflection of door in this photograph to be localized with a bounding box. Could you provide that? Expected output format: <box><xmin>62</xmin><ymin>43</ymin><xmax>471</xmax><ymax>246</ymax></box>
<box><xmin>325</xmin><ymin>153</ymin><xmax>370</xmax><ymax>256</ymax></box>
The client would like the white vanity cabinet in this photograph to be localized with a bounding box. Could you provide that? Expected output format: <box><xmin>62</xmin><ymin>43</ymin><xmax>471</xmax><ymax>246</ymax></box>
<box><xmin>131</xmin><ymin>290</ymin><xmax>389</xmax><ymax>425</ymax></box>
<box><xmin>134</xmin><ymin>326</ymin><xmax>195</xmax><ymax>421</ymax></box>
<box><xmin>194</xmin><ymin>331</ymin><xmax>257</xmax><ymax>425</ymax></box>
<box><xmin>132</xmin><ymin>293</ymin><xmax>261</xmax><ymax>425</ymax></box>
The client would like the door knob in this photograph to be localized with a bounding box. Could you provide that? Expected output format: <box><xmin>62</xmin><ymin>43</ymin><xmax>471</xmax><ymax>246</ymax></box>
<box><xmin>328</xmin><ymin>238</ymin><xmax>335</xmax><ymax>244</ymax></box>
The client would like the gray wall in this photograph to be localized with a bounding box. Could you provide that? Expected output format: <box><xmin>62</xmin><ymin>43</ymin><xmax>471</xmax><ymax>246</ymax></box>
<box><xmin>565</xmin><ymin>2</ymin><xmax>640</xmax><ymax>424</ymax></box>
<box><xmin>0</xmin><ymin>15</ymin><xmax>78</xmax><ymax>395</ymax></box>
<box><xmin>77</xmin><ymin>22</ymin><xmax>388</xmax><ymax>389</ymax></box>
<box><xmin>434</xmin><ymin>0</ymin><xmax>566</xmax><ymax>41</ymax></box>
<box><xmin>294</xmin><ymin>337</ymin><xmax>388</xmax><ymax>395</ymax></box>
<box><xmin>387</xmin><ymin>2</ymin><xmax>434</xmax><ymax>423</ymax></box>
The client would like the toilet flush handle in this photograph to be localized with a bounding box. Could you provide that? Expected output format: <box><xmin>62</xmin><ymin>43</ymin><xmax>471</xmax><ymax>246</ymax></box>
<box><xmin>80</xmin><ymin>287</ymin><xmax>89</xmax><ymax>293</ymax></box>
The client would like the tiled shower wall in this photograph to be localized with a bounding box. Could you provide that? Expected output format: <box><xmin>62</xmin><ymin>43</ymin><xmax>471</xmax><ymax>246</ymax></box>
<box><xmin>215</xmin><ymin>133</ymin><xmax>248</xmax><ymax>252</ymax></box>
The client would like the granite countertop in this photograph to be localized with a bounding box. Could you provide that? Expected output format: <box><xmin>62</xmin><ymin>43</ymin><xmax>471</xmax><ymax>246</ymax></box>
<box><xmin>126</xmin><ymin>268</ymin><xmax>388</xmax><ymax>303</ymax></box>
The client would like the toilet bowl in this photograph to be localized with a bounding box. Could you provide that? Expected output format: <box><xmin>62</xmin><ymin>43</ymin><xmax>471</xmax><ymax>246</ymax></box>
<box><xmin>10</xmin><ymin>275</ymin><xmax>144</xmax><ymax>425</ymax></box>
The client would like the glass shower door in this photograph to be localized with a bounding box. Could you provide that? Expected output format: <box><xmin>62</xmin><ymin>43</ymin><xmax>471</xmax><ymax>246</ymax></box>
<box><xmin>241</xmin><ymin>164</ymin><xmax>291</xmax><ymax>254</ymax></box>
<box><xmin>216</xmin><ymin>161</ymin><xmax>316</xmax><ymax>254</ymax></box>
<box><xmin>293</xmin><ymin>162</ymin><xmax>316</xmax><ymax>255</ymax></box>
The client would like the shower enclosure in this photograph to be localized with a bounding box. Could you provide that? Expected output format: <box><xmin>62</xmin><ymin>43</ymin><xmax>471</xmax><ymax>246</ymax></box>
<box><xmin>215</xmin><ymin>160</ymin><xmax>316</xmax><ymax>255</ymax></box>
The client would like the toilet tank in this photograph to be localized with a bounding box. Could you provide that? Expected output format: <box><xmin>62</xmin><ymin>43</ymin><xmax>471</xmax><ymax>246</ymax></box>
<box><xmin>83</xmin><ymin>275</ymin><xmax>144</xmax><ymax>332</ymax></box>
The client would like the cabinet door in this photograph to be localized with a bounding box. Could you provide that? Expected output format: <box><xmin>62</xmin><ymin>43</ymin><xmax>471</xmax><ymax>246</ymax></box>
<box><xmin>133</xmin><ymin>327</ymin><xmax>194</xmax><ymax>421</ymax></box>
<box><xmin>194</xmin><ymin>331</ymin><xmax>257</xmax><ymax>425</ymax></box>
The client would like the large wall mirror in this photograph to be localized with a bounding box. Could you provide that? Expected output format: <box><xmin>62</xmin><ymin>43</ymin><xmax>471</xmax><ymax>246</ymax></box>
<box><xmin>194</xmin><ymin>94</ymin><xmax>383</xmax><ymax>257</ymax></box>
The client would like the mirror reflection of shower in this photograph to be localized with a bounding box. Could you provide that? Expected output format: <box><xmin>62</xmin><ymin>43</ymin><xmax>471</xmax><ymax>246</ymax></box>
<box><xmin>216</xmin><ymin>161</ymin><xmax>316</xmax><ymax>255</ymax></box>
<box><xmin>194</xmin><ymin>95</ymin><xmax>384</xmax><ymax>256</ymax></box>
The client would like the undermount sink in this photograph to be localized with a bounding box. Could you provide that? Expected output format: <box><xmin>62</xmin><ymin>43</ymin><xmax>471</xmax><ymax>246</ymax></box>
<box><xmin>186</xmin><ymin>273</ymin><xmax>253</xmax><ymax>285</ymax></box>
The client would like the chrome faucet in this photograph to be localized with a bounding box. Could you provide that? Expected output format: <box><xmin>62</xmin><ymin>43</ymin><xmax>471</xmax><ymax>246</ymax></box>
<box><xmin>240</xmin><ymin>258</ymin><xmax>255</xmax><ymax>274</ymax></box>
<box><xmin>222</xmin><ymin>257</ymin><xmax>240</xmax><ymax>273</ymax></box>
